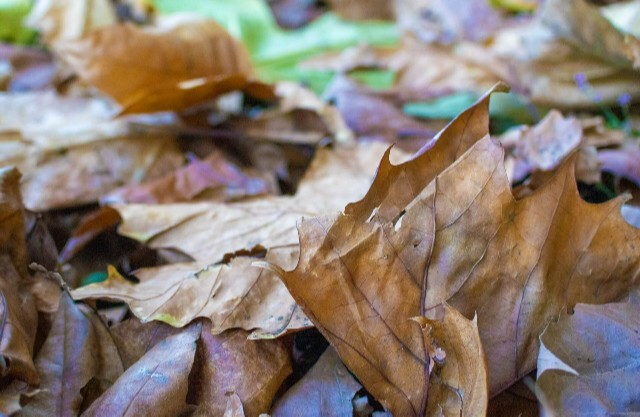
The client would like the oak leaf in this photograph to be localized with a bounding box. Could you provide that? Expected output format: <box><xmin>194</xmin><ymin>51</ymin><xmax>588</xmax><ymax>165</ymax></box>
<box><xmin>278</xmin><ymin>84</ymin><xmax>640</xmax><ymax>415</ymax></box>
<box><xmin>536</xmin><ymin>295</ymin><xmax>640</xmax><ymax>416</ymax></box>
<box><xmin>56</xmin><ymin>15</ymin><xmax>272</xmax><ymax>114</ymax></box>
<box><xmin>71</xmin><ymin>141</ymin><xmax>407</xmax><ymax>337</ymax></box>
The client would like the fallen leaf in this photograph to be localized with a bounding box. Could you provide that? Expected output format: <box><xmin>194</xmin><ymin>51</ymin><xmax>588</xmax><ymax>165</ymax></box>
<box><xmin>277</xmin><ymin>85</ymin><xmax>503</xmax><ymax>416</ymax></box>
<box><xmin>271</xmin><ymin>347</ymin><xmax>362</xmax><ymax>417</ymax></box>
<box><xmin>599</xmin><ymin>147</ymin><xmax>640</xmax><ymax>187</ymax></box>
<box><xmin>26</xmin><ymin>0</ymin><xmax>117</xmax><ymax>46</ymax></box>
<box><xmin>58</xmin><ymin>207</ymin><xmax>122</xmax><ymax>264</ymax></box>
<box><xmin>72</xmin><ymin>141</ymin><xmax>409</xmax><ymax>337</ymax></box>
<box><xmin>0</xmin><ymin>44</ymin><xmax>57</xmax><ymax>92</ymax></box>
<box><xmin>81</xmin><ymin>323</ymin><xmax>201</xmax><ymax>417</ymax></box>
<box><xmin>17</xmin><ymin>293</ymin><xmax>124</xmax><ymax>416</ymax></box>
<box><xmin>223</xmin><ymin>393</ymin><xmax>246</xmax><ymax>417</ymax></box>
<box><xmin>0</xmin><ymin>167</ymin><xmax>38</xmax><ymax>386</ymax></box>
<box><xmin>188</xmin><ymin>322</ymin><xmax>292</xmax><ymax>417</ymax></box>
<box><xmin>278</xmin><ymin>83</ymin><xmax>640</xmax><ymax>410</ymax></box>
<box><xmin>56</xmin><ymin>14</ymin><xmax>270</xmax><ymax>114</ymax></box>
<box><xmin>536</xmin><ymin>295</ymin><xmax>640</xmax><ymax>416</ymax></box>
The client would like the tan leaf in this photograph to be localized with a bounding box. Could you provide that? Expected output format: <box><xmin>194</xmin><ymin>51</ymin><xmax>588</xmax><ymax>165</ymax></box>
<box><xmin>81</xmin><ymin>323</ymin><xmax>200</xmax><ymax>417</ymax></box>
<box><xmin>188</xmin><ymin>322</ymin><xmax>292</xmax><ymax>417</ymax></box>
<box><xmin>272</xmin><ymin>347</ymin><xmax>362</xmax><ymax>417</ymax></box>
<box><xmin>536</xmin><ymin>295</ymin><xmax>640</xmax><ymax>416</ymax></box>
<box><xmin>0</xmin><ymin>167</ymin><xmax>38</xmax><ymax>385</ymax></box>
<box><xmin>326</xmin><ymin>0</ymin><xmax>394</xmax><ymax>21</ymax></box>
<box><xmin>0</xmin><ymin>92</ymin><xmax>184</xmax><ymax>211</ymax></box>
<box><xmin>17</xmin><ymin>293</ymin><xmax>124</xmax><ymax>416</ymax></box>
<box><xmin>277</xmin><ymin>85</ymin><xmax>504</xmax><ymax>416</ymax></box>
<box><xmin>278</xmin><ymin>84</ymin><xmax>640</xmax><ymax>416</ymax></box>
<box><xmin>56</xmin><ymin>15</ymin><xmax>271</xmax><ymax>114</ymax></box>
<box><xmin>72</xmin><ymin>141</ymin><xmax>408</xmax><ymax>337</ymax></box>
<box><xmin>26</xmin><ymin>0</ymin><xmax>116</xmax><ymax>46</ymax></box>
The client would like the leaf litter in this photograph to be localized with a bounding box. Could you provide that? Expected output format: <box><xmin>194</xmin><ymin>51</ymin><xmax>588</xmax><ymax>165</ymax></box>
<box><xmin>1</xmin><ymin>0</ymin><xmax>640</xmax><ymax>416</ymax></box>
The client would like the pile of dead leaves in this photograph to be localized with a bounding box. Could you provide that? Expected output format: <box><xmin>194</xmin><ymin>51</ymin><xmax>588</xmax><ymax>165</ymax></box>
<box><xmin>2</xmin><ymin>0</ymin><xmax>640</xmax><ymax>416</ymax></box>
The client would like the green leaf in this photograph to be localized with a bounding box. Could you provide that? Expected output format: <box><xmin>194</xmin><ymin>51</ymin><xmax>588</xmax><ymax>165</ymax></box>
<box><xmin>0</xmin><ymin>0</ymin><xmax>37</xmax><ymax>44</ymax></box>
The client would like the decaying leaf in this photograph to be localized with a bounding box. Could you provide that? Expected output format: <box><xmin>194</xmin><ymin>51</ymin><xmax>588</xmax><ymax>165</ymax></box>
<box><xmin>72</xmin><ymin>141</ymin><xmax>408</xmax><ymax>337</ymax></box>
<box><xmin>17</xmin><ymin>293</ymin><xmax>124</xmax><ymax>416</ymax></box>
<box><xmin>536</xmin><ymin>295</ymin><xmax>640</xmax><ymax>416</ymax></box>
<box><xmin>278</xmin><ymin>85</ymin><xmax>504</xmax><ymax>416</ymax></box>
<box><xmin>272</xmin><ymin>347</ymin><xmax>362</xmax><ymax>417</ymax></box>
<box><xmin>278</xmin><ymin>83</ymin><xmax>640</xmax><ymax>415</ymax></box>
<box><xmin>188</xmin><ymin>322</ymin><xmax>292</xmax><ymax>417</ymax></box>
<box><xmin>56</xmin><ymin>15</ymin><xmax>271</xmax><ymax>114</ymax></box>
<box><xmin>81</xmin><ymin>323</ymin><xmax>200</xmax><ymax>417</ymax></box>
<box><xmin>0</xmin><ymin>167</ymin><xmax>38</xmax><ymax>386</ymax></box>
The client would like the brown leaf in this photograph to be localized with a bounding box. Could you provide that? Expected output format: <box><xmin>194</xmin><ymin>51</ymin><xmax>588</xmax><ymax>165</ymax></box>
<box><xmin>271</xmin><ymin>347</ymin><xmax>363</xmax><ymax>417</ymax></box>
<box><xmin>279</xmin><ymin>83</ymin><xmax>640</xmax><ymax>413</ymax></box>
<box><xmin>536</xmin><ymin>295</ymin><xmax>640</xmax><ymax>416</ymax></box>
<box><xmin>72</xmin><ymin>141</ymin><xmax>409</xmax><ymax>337</ymax></box>
<box><xmin>277</xmin><ymin>85</ymin><xmax>504</xmax><ymax>416</ymax></box>
<box><xmin>17</xmin><ymin>293</ymin><xmax>124</xmax><ymax>416</ymax></box>
<box><xmin>327</xmin><ymin>0</ymin><xmax>394</xmax><ymax>21</ymax></box>
<box><xmin>188</xmin><ymin>322</ymin><xmax>291</xmax><ymax>417</ymax></box>
<box><xmin>58</xmin><ymin>207</ymin><xmax>122</xmax><ymax>264</ymax></box>
<box><xmin>56</xmin><ymin>15</ymin><xmax>270</xmax><ymax>114</ymax></box>
<box><xmin>81</xmin><ymin>323</ymin><xmax>200</xmax><ymax>417</ymax></box>
<box><xmin>0</xmin><ymin>167</ymin><xmax>38</xmax><ymax>385</ymax></box>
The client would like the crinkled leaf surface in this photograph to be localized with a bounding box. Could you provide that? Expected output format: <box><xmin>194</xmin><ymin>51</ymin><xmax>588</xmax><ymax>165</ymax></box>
<box><xmin>18</xmin><ymin>293</ymin><xmax>124</xmax><ymax>416</ymax></box>
<box><xmin>279</xmin><ymin>84</ymin><xmax>640</xmax><ymax>415</ymax></box>
<box><xmin>536</xmin><ymin>296</ymin><xmax>640</xmax><ymax>416</ymax></box>
<box><xmin>279</xmin><ymin>85</ymin><xmax>503</xmax><ymax>416</ymax></box>
<box><xmin>271</xmin><ymin>347</ymin><xmax>362</xmax><ymax>417</ymax></box>
<box><xmin>80</xmin><ymin>323</ymin><xmax>200</xmax><ymax>417</ymax></box>
<box><xmin>72</xmin><ymin>141</ymin><xmax>406</xmax><ymax>337</ymax></box>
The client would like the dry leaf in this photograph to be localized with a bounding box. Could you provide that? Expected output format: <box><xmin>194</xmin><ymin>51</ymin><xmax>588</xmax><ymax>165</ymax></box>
<box><xmin>599</xmin><ymin>147</ymin><xmax>640</xmax><ymax>187</ymax></box>
<box><xmin>26</xmin><ymin>0</ymin><xmax>116</xmax><ymax>46</ymax></box>
<box><xmin>0</xmin><ymin>167</ymin><xmax>38</xmax><ymax>386</ymax></box>
<box><xmin>188</xmin><ymin>322</ymin><xmax>292</xmax><ymax>417</ymax></box>
<box><xmin>271</xmin><ymin>347</ymin><xmax>362</xmax><ymax>417</ymax></box>
<box><xmin>536</xmin><ymin>296</ymin><xmax>640</xmax><ymax>416</ymax></box>
<box><xmin>0</xmin><ymin>92</ymin><xmax>184</xmax><ymax>211</ymax></box>
<box><xmin>17</xmin><ymin>293</ymin><xmax>124</xmax><ymax>416</ymax></box>
<box><xmin>277</xmin><ymin>85</ymin><xmax>504</xmax><ymax>416</ymax></box>
<box><xmin>56</xmin><ymin>15</ymin><xmax>269</xmax><ymax>114</ymax></box>
<box><xmin>81</xmin><ymin>323</ymin><xmax>201</xmax><ymax>417</ymax></box>
<box><xmin>223</xmin><ymin>393</ymin><xmax>247</xmax><ymax>417</ymax></box>
<box><xmin>279</xmin><ymin>83</ymin><xmax>640</xmax><ymax>411</ymax></box>
<box><xmin>72</xmin><ymin>141</ymin><xmax>407</xmax><ymax>337</ymax></box>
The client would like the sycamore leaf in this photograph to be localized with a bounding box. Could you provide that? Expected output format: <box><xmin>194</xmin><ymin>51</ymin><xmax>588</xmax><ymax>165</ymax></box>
<box><xmin>536</xmin><ymin>296</ymin><xmax>640</xmax><ymax>416</ymax></box>
<box><xmin>56</xmin><ymin>15</ymin><xmax>271</xmax><ymax>114</ymax></box>
<box><xmin>0</xmin><ymin>167</ymin><xmax>38</xmax><ymax>386</ymax></box>
<box><xmin>278</xmin><ymin>84</ymin><xmax>640</xmax><ymax>415</ymax></box>
<box><xmin>71</xmin><ymin>141</ymin><xmax>407</xmax><ymax>338</ymax></box>
<box><xmin>17</xmin><ymin>293</ymin><xmax>124</xmax><ymax>416</ymax></box>
<box><xmin>80</xmin><ymin>323</ymin><xmax>201</xmax><ymax>417</ymax></box>
<box><xmin>188</xmin><ymin>322</ymin><xmax>292</xmax><ymax>417</ymax></box>
<box><xmin>271</xmin><ymin>347</ymin><xmax>362</xmax><ymax>417</ymax></box>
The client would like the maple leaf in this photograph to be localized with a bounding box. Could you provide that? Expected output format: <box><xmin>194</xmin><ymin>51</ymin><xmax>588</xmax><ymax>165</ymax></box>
<box><xmin>56</xmin><ymin>15</ymin><xmax>273</xmax><ymax>114</ymax></box>
<box><xmin>71</xmin><ymin>141</ymin><xmax>407</xmax><ymax>337</ymax></box>
<box><xmin>277</xmin><ymin>84</ymin><xmax>640</xmax><ymax>415</ymax></box>
<box><xmin>536</xmin><ymin>295</ymin><xmax>640</xmax><ymax>416</ymax></box>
